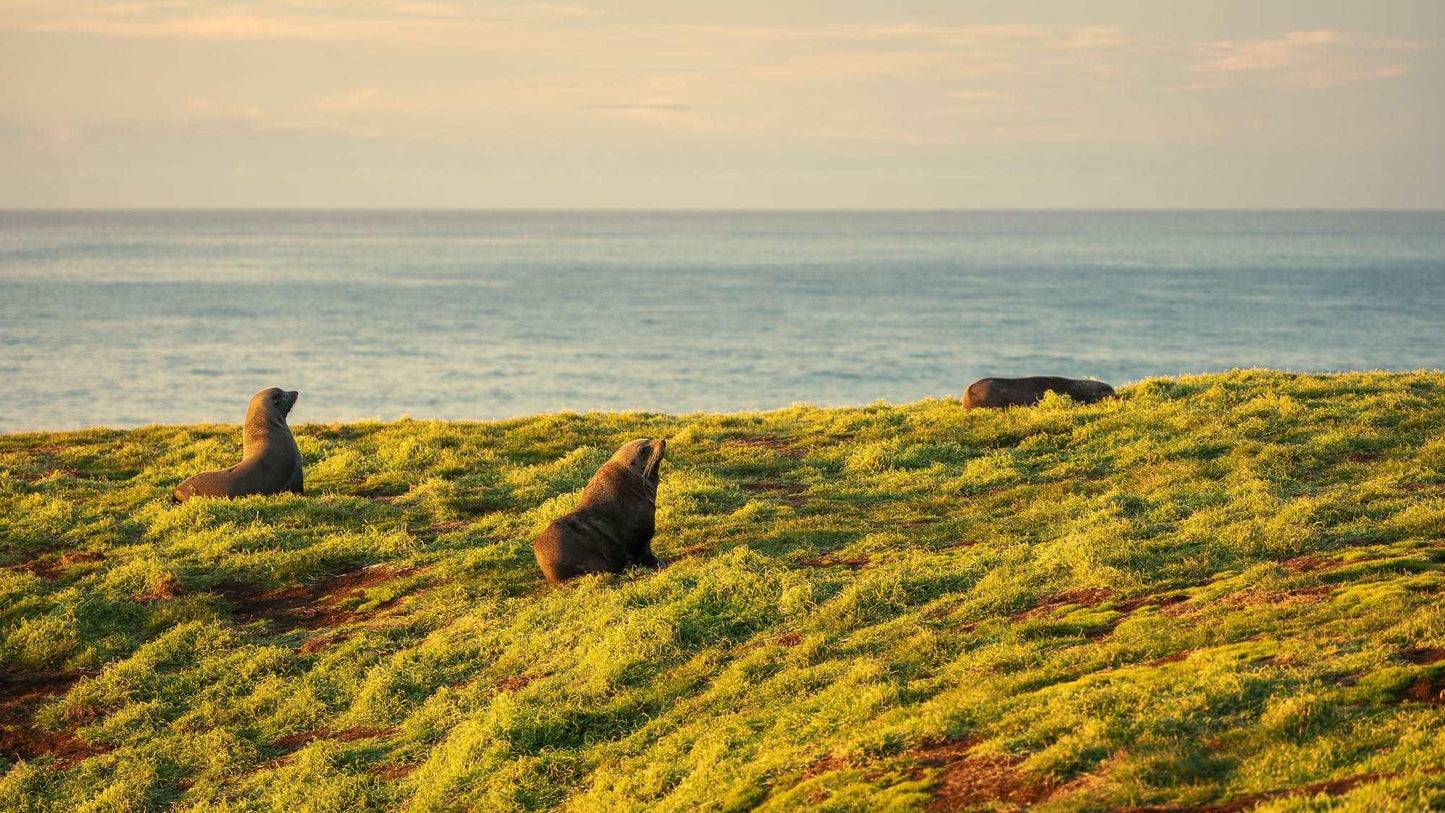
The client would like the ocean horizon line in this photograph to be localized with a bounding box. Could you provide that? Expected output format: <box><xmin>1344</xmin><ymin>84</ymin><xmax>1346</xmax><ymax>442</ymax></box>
<box><xmin>5</xmin><ymin>206</ymin><xmax>1445</xmax><ymax>215</ymax></box>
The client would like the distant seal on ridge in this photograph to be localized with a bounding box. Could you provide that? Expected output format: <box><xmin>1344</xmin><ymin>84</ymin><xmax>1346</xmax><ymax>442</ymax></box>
<box><xmin>963</xmin><ymin>377</ymin><xmax>1115</xmax><ymax>410</ymax></box>
<box><xmin>533</xmin><ymin>438</ymin><xmax>667</xmax><ymax>582</ymax></box>
<box><xmin>174</xmin><ymin>388</ymin><xmax>303</xmax><ymax>502</ymax></box>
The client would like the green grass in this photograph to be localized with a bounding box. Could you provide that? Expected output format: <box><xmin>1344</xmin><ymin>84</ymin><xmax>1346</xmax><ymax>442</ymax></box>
<box><xmin>2</xmin><ymin>369</ymin><xmax>1444</xmax><ymax>811</ymax></box>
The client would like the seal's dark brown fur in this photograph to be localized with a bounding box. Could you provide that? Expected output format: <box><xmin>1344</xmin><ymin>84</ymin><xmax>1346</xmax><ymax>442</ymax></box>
<box><xmin>963</xmin><ymin>377</ymin><xmax>1115</xmax><ymax>410</ymax></box>
<box><xmin>174</xmin><ymin>388</ymin><xmax>303</xmax><ymax>502</ymax></box>
<box><xmin>533</xmin><ymin>438</ymin><xmax>667</xmax><ymax>582</ymax></box>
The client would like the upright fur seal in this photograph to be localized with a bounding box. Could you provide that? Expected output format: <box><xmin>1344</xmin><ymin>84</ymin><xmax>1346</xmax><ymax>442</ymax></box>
<box><xmin>533</xmin><ymin>438</ymin><xmax>667</xmax><ymax>582</ymax></box>
<box><xmin>174</xmin><ymin>388</ymin><xmax>303</xmax><ymax>502</ymax></box>
<box><xmin>963</xmin><ymin>377</ymin><xmax>1115</xmax><ymax>410</ymax></box>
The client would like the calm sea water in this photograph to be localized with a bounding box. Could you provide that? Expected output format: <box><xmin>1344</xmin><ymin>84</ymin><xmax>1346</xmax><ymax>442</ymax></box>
<box><xmin>1</xmin><ymin>210</ymin><xmax>1442</xmax><ymax>433</ymax></box>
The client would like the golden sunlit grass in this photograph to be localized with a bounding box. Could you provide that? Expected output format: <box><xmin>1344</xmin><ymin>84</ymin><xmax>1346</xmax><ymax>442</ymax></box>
<box><xmin>2</xmin><ymin>370</ymin><xmax>1444</xmax><ymax>810</ymax></box>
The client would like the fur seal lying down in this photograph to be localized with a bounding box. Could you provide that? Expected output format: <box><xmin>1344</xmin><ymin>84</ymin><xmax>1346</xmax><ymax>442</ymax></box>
<box><xmin>534</xmin><ymin>438</ymin><xmax>667</xmax><ymax>582</ymax></box>
<box><xmin>963</xmin><ymin>376</ymin><xmax>1115</xmax><ymax>410</ymax></box>
<box><xmin>174</xmin><ymin>388</ymin><xmax>303</xmax><ymax>502</ymax></box>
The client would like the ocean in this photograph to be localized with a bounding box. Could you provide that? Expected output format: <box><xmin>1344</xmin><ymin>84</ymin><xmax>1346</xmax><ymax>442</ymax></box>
<box><xmin>1</xmin><ymin>210</ymin><xmax>1442</xmax><ymax>433</ymax></box>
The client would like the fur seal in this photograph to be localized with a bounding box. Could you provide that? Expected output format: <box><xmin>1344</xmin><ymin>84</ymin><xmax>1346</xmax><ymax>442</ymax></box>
<box><xmin>174</xmin><ymin>388</ymin><xmax>303</xmax><ymax>502</ymax></box>
<box><xmin>963</xmin><ymin>376</ymin><xmax>1115</xmax><ymax>410</ymax></box>
<box><xmin>533</xmin><ymin>438</ymin><xmax>667</xmax><ymax>582</ymax></box>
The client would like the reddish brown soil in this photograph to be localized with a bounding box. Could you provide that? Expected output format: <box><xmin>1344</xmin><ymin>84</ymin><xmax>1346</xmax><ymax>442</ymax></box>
<box><xmin>1013</xmin><ymin>588</ymin><xmax>1114</xmax><ymax>621</ymax></box>
<box><xmin>497</xmin><ymin>674</ymin><xmax>536</xmax><ymax>692</ymax></box>
<box><xmin>13</xmin><ymin>551</ymin><xmax>104</xmax><ymax>581</ymax></box>
<box><xmin>1114</xmin><ymin>594</ymin><xmax>1188</xmax><ymax>613</ymax></box>
<box><xmin>216</xmin><ymin>565</ymin><xmax>420</xmax><ymax>633</ymax></box>
<box><xmin>1399</xmin><ymin>647</ymin><xmax>1445</xmax><ymax>665</ymax></box>
<box><xmin>297</xmin><ymin>633</ymin><xmax>341</xmax><ymax>655</ymax></box>
<box><xmin>0</xmin><ymin>671</ymin><xmax>106</xmax><ymax>767</ymax></box>
<box><xmin>801</xmin><ymin>752</ymin><xmax>849</xmax><ymax>779</ymax></box>
<box><xmin>1218</xmin><ymin>585</ymin><xmax>1333</xmax><ymax>608</ymax></box>
<box><xmin>1402</xmin><ymin>672</ymin><xmax>1445</xmax><ymax>704</ymax></box>
<box><xmin>915</xmin><ymin>739</ymin><xmax>1056</xmax><ymax>811</ymax></box>
<box><xmin>136</xmin><ymin>572</ymin><xmax>184</xmax><ymax>602</ymax></box>
<box><xmin>273</xmin><ymin>726</ymin><xmax>396</xmax><ymax>751</ymax></box>
<box><xmin>1399</xmin><ymin>482</ymin><xmax>1445</xmax><ymax>493</ymax></box>
<box><xmin>372</xmin><ymin>761</ymin><xmax>421</xmax><ymax>780</ymax></box>
<box><xmin>1283</xmin><ymin>555</ymin><xmax>1337</xmax><ymax>574</ymax></box>
<box><xmin>775</xmin><ymin>632</ymin><xmax>804</xmax><ymax>647</ymax></box>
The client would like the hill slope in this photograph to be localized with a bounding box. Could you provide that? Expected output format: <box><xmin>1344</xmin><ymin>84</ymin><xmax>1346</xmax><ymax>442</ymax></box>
<box><xmin>2</xmin><ymin>370</ymin><xmax>1444</xmax><ymax>811</ymax></box>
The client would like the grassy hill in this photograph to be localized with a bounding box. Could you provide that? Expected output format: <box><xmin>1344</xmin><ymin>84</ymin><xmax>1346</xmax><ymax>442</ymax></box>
<box><xmin>2</xmin><ymin>370</ymin><xmax>1444</xmax><ymax>811</ymax></box>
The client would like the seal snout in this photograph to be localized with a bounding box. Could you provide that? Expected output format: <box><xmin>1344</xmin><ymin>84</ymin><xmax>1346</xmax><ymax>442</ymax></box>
<box><xmin>282</xmin><ymin>390</ymin><xmax>299</xmax><ymax>414</ymax></box>
<box><xmin>644</xmin><ymin>438</ymin><xmax>666</xmax><ymax>481</ymax></box>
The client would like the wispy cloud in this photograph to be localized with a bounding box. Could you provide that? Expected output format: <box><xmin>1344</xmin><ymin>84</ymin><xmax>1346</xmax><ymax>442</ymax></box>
<box><xmin>2</xmin><ymin>5</ymin><xmax>1429</xmax><ymax>159</ymax></box>
<box><xmin>0</xmin><ymin>0</ymin><xmax>599</xmax><ymax>42</ymax></box>
<box><xmin>1185</xmin><ymin>30</ymin><xmax>1422</xmax><ymax>91</ymax></box>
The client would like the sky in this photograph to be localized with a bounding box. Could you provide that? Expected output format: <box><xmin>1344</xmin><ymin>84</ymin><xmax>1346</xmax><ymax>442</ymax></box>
<box><xmin>1</xmin><ymin>0</ymin><xmax>1442</xmax><ymax>208</ymax></box>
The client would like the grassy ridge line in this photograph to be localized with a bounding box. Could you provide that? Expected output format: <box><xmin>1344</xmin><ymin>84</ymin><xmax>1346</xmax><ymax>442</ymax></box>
<box><xmin>0</xmin><ymin>369</ymin><xmax>1442</xmax><ymax>811</ymax></box>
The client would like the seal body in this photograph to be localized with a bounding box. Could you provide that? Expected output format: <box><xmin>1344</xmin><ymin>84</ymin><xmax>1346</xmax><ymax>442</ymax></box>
<box><xmin>533</xmin><ymin>438</ymin><xmax>667</xmax><ymax>582</ymax></box>
<box><xmin>174</xmin><ymin>388</ymin><xmax>303</xmax><ymax>502</ymax></box>
<box><xmin>963</xmin><ymin>377</ymin><xmax>1115</xmax><ymax>410</ymax></box>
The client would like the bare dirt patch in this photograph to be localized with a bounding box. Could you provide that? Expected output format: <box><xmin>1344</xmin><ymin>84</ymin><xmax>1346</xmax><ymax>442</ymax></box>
<box><xmin>1401</xmin><ymin>673</ymin><xmax>1445</xmax><ymax>704</ymax></box>
<box><xmin>372</xmin><ymin>761</ymin><xmax>421</xmax><ymax>781</ymax></box>
<box><xmin>1283</xmin><ymin>555</ymin><xmax>1339</xmax><ymax>574</ymax></box>
<box><xmin>799</xmin><ymin>554</ymin><xmax>871</xmax><ymax>570</ymax></box>
<box><xmin>498</xmin><ymin>674</ymin><xmax>536</xmax><ymax>692</ymax></box>
<box><xmin>1217</xmin><ymin>585</ymin><xmax>1333</xmax><ymax>608</ymax></box>
<box><xmin>217</xmin><ymin>565</ymin><xmax>420</xmax><ymax>633</ymax></box>
<box><xmin>1398</xmin><ymin>647</ymin><xmax>1445</xmax><ymax>665</ymax></box>
<box><xmin>1114</xmin><ymin>594</ymin><xmax>1188</xmax><ymax>613</ymax></box>
<box><xmin>136</xmin><ymin>572</ymin><xmax>184</xmax><ymax>602</ymax></box>
<box><xmin>273</xmin><ymin>726</ymin><xmax>396</xmax><ymax>752</ymax></box>
<box><xmin>801</xmin><ymin>752</ymin><xmax>848</xmax><ymax>779</ymax></box>
<box><xmin>13</xmin><ymin>551</ymin><xmax>104</xmax><ymax>581</ymax></box>
<box><xmin>1399</xmin><ymin>481</ymin><xmax>1445</xmax><ymax>493</ymax></box>
<box><xmin>1013</xmin><ymin>588</ymin><xmax>1114</xmax><ymax>621</ymax></box>
<box><xmin>914</xmin><ymin>739</ymin><xmax>1055</xmax><ymax>811</ymax></box>
<box><xmin>1148</xmin><ymin>650</ymin><xmax>1193</xmax><ymax>667</ymax></box>
<box><xmin>0</xmin><ymin>671</ymin><xmax>106</xmax><ymax>767</ymax></box>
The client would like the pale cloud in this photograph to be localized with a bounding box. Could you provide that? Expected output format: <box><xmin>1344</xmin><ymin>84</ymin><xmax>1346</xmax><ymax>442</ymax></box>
<box><xmin>1</xmin><ymin>2</ymin><xmax>1437</xmax><ymax>207</ymax></box>
<box><xmin>0</xmin><ymin>0</ymin><xmax>599</xmax><ymax>42</ymax></box>
<box><xmin>250</xmin><ymin>22</ymin><xmax>1147</xmax><ymax>147</ymax></box>
<box><xmin>1185</xmin><ymin>29</ymin><xmax>1422</xmax><ymax>91</ymax></box>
